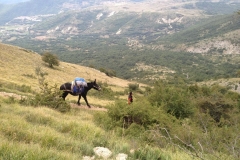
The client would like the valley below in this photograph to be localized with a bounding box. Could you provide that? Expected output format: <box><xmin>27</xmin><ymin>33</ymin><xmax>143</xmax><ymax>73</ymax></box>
<box><xmin>0</xmin><ymin>0</ymin><xmax>240</xmax><ymax>84</ymax></box>
<box><xmin>0</xmin><ymin>1</ymin><xmax>240</xmax><ymax>159</ymax></box>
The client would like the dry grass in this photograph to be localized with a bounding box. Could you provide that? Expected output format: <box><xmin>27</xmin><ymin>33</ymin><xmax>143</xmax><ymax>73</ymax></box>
<box><xmin>66</xmin><ymin>95</ymin><xmax>114</xmax><ymax>107</ymax></box>
<box><xmin>0</xmin><ymin>43</ymin><xmax>141</xmax><ymax>90</ymax></box>
<box><xmin>0</xmin><ymin>98</ymin><xmax>201</xmax><ymax>160</ymax></box>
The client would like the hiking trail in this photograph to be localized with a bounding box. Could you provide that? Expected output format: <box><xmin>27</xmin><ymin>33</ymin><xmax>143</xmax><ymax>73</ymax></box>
<box><xmin>0</xmin><ymin>92</ymin><xmax>107</xmax><ymax>111</ymax></box>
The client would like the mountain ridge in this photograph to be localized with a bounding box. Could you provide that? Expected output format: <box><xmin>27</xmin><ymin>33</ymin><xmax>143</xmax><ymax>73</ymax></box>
<box><xmin>0</xmin><ymin>0</ymin><xmax>240</xmax><ymax>82</ymax></box>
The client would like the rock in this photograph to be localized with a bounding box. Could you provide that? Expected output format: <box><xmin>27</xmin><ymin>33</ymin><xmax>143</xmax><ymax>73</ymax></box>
<box><xmin>116</xmin><ymin>153</ymin><xmax>128</xmax><ymax>160</ymax></box>
<box><xmin>130</xmin><ymin>149</ymin><xmax>135</xmax><ymax>154</ymax></box>
<box><xmin>83</xmin><ymin>156</ymin><xmax>95</xmax><ymax>160</ymax></box>
<box><xmin>93</xmin><ymin>147</ymin><xmax>112</xmax><ymax>159</ymax></box>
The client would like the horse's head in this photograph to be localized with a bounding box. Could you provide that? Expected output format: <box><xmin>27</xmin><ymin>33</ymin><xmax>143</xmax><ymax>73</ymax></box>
<box><xmin>89</xmin><ymin>79</ymin><xmax>101</xmax><ymax>91</ymax></box>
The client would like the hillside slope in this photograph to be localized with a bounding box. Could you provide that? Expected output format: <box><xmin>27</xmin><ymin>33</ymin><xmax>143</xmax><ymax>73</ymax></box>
<box><xmin>0</xmin><ymin>43</ymin><xmax>135</xmax><ymax>90</ymax></box>
<box><xmin>0</xmin><ymin>1</ymin><xmax>240</xmax><ymax>82</ymax></box>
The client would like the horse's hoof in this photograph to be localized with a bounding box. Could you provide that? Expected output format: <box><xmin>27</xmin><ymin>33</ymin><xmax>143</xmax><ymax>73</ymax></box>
<box><xmin>77</xmin><ymin>103</ymin><xmax>81</xmax><ymax>106</ymax></box>
<box><xmin>88</xmin><ymin>105</ymin><xmax>91</xmax><ymax>108</ymax></box>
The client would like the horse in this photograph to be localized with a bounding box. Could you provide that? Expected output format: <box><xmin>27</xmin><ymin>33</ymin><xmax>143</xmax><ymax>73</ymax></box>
<box><xmin>60</xmin><ymin>79</ymin><xmax>101</xmax><ymax>108</ymax></box>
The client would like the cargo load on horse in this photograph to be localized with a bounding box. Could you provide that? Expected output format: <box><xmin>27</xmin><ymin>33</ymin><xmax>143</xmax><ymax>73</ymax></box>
<box><xmin>71</xmin><ymin>77</ymin><xmax>87</xmax><ymax>94</ymax></box>
<box><xmin>60</xmin><ymin>79</ymin><xmax>101</xmax><ymax>108</ymax></box>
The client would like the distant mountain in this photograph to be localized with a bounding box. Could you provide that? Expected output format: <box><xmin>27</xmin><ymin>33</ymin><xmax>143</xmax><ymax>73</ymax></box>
<box><xmin>0</xmin><ymin>0</ymin><xmax>240</xmax><ymax>82</ymax></box>
<box><xmin>0</xmin><ymin>0</ymin><xmax>239</xmax><ymax>24</ymax></box>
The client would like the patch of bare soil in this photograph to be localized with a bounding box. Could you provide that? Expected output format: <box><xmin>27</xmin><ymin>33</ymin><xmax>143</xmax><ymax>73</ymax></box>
<box><xmin>0</xmin><ymin>92</ymin><xmax>25</xmax><ymax>99</ymax></box>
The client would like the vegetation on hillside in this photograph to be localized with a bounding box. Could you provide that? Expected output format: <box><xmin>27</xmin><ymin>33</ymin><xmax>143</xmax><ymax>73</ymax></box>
<box><xmin>184</xmin><ymin>2</ymin><xmax>240</xmax><ymax>15</ymax></box>
<box><xmin>1</xmin><ymin>42</ymin><xmax>240</xmax><ymax>159</ymax></box>
<box><xmin>1</xmin><ymin>73</ymin><xmax>239</xmax><ymax>159</ymax></box>
<box><xmin>94</xmin><ymin>79</ymin><xmax>240</xmax><ymax>159</ymax></box>
<box><xmin>41</xmin><ymin>52</ymin><xmax>60</xmax><ymax>68</ymax></box>
<box><xmin>7</xmin><ymin>33</ymin><xmax>240</xmax><ymax>83</ymax></box>
<box><xmin>160</xmin><ymin>14</ymin><xmax>240</xmax><ymax>44</ymax></box>
<box><xmin>2</xmin><ymin>11</ymin><xmax>239</xmax><ymax>83</ymax></box>
<box><xmin>19</xmin><ymin>66</ymin><xmax>70</xmax><ymax>112</ymax></box>
<box><xmin>0</xmin><ymin>2</ymin><xmax>240</xmax><ymax>158</ymax></box>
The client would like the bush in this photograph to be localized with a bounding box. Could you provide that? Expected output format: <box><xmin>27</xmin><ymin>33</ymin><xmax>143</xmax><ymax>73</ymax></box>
<box><xmin>99</xmin><ymin>67</ymin><xmax>116</xmax><ymax>77</ymax></box>
<box><xmin>128</xmin><ymin>83</ymin><xmax>139</xmax><ymax>91</ymax></box>
<box><xmin>42</xmin><ymin>52</ymin><xmax>59</xmax><ymax>68</ymax></box>
<box><xmin>20</xmin><ymin>83</ymin><xmax>70</xmax><ymax>113</ymax></box>
<box><xmin>100</xmin><ymin>99</ymin><xmax>176</xmax><ymax>138</ymax></box>
<box><xmin>20</xmin><ymin>67</ymin><xmax>70</xmax><ymax>112</ymax></box>
<box><xmin>148</xmin><ymin>81</ymin><xmax>195</xmax><ymax>119</ymax></box>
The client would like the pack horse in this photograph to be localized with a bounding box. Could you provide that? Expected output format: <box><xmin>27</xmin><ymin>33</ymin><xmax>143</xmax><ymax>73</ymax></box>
<box><xmin>60</xmin><ymin>79</ymin><xmax>101</xmax><ymax>108</ymax></box>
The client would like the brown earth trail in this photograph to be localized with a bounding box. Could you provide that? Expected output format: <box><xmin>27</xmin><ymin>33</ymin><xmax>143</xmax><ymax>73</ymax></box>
<box><xmin>0</xmin><ymin>92</ymin><xmax>107</xmax><ymax>111</ymax></box>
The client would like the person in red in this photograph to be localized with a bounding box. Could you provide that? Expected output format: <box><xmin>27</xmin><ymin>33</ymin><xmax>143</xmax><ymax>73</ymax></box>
<box><xmin>128</xmin><ymin>92</ymin><xmax>133</xmax><ymax>104</ymax></box>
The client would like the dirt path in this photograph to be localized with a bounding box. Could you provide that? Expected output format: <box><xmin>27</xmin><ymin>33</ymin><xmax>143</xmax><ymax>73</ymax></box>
<box><xmin>70</xmin><ymin>103</ymin><xmax>107</xmax><ymax>112</ymax></box>
<box><xmin>0</xmin><ymin>92</ymin><xmax>107</xmax><ymax>112</ymax></box>
<box><xmin>0</xmin><ymin>92</ymin><xmax>25</xmax><ymax>99</ymax></box>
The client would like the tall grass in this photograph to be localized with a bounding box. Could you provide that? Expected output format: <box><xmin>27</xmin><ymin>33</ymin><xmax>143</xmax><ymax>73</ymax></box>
<box><xmin>0</xmin><ymin>102</ymin><xmax>98</xmax><ymax>159</ymax></box>
<box><xmin>0</xmin><ymin>97</ymin><xmax>199</xmax><ymax>160</ymax></box>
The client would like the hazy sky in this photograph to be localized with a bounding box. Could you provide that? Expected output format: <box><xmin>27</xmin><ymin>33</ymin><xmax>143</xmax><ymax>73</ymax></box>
<box><xmin>0</xmin><ymin>0</ymin><xmax>29</xmax><ymax>4</ymax></box>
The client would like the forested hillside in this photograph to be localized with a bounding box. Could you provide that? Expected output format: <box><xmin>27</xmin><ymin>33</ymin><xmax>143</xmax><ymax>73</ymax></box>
<box><xmin>0</xmin><ymin>1</ymin><xmax>239</xmax><ymax>83</ymax></box>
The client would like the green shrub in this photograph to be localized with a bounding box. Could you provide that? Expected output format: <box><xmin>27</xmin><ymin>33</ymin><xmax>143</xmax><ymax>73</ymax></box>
<box><xmin>79</xmin><ymin>143</ymin><xmax>95</xmax><ymax>156</ymax></box>
<box><xmin>20</xmin><ymin>83</ymin><xmax>70</xmax><ymax>113</ymax></box>
<box><xmin>128</xmin><ymin>83</ymin><xmax>139</xmax><ymax>91</ymax></box>
<box><xmin>133</xmin><ymin>146</ymin><xmax>168</xmax><ymax>160</ymax></box>
<box><xmin>99</xmin><ymin>67</ymin><xmax>116</xmax><ymax>77</ymax></box>
<box><xmin>102</xmin><ymin>99</ymin><xmax>177</xmax><ymax>140</ymax></box>
<box><xmin>148</xmin><ymin>81</ymin><xmax>195</xmax><ymax>119</ymax></box>
<box><xmin>124</xmin><ymin>123</ymin><xmax>145</xmax><ymax>138</ymax></box>
<box><xmin>93</xmin><ymin>112</ymin><xmax>113</xmax><ymax>130</ymax></box>
<box><xmin>20</xmin><ymin>67</ymin><xmax>70</xmax><ymax>112</ymax></box>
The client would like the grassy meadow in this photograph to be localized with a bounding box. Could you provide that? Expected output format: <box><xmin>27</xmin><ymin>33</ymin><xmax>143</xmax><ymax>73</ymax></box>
<box><xmin>1</xmin><ymin>42</ymin><xmax>239</xmax><ymax>160</ymax></box>
<box><xmin>0</xmin><ymin>96</ymin><xmax>200</xmax><ymax>160</ymax></box>
<box><xmin>0</xmin><ymin>98</ymin><xmax>115</xmax><ymax>159</ymax></box>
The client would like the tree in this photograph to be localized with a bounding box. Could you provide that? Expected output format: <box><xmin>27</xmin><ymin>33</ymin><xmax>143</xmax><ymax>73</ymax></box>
<box><xmin>42</xmin><ymin>52</ymin><xmax>59</xmax><ymax>68</ymax></box>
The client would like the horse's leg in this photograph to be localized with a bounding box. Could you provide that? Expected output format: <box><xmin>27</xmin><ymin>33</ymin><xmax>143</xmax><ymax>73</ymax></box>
<box><xmin>62</xmin><ymin>92</ymin><xmax>68</xmax><ymax>100</ymax></box>
<box><xmin>77</xmin><ymin>95</ymin><xmax>82</xmax><ymax>106</ymax></box>
<box><xmin>82</xmin><ymin>95</ymin><xmax>91</xmax><ymax>108</ymax></box>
